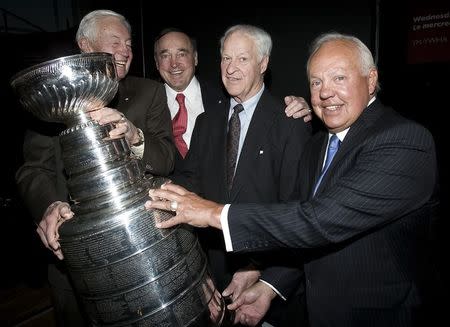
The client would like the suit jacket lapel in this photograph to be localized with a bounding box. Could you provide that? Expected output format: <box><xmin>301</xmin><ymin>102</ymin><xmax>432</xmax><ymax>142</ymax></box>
<box><xmin>314</xmin><ymin>99</ymin><xmax>385</xmax><ymax>195</ymax></box>
<box><xmin>212</xmin><ymin>99</ymin><xmax>231</xmax><ymax>200</ymax></box>
<box><xmin>115</xmin><ymin>77</ymin><xmax>136</xmax><ymax>118</ymax></box>
<box><xmin>309</xmin><ymin>132</ymin><xmax>329</xmax><ymax>198</ymax></box>
<box><xmin>199</xmin><ymin>78</ymin><xmax>226</xmax><ymax>111</ymax></box>
<box><xmin>331</xmin><ymin>99</ymin><xmax>384</xmax><ymax>167</ymax></box>
<box><xmin>230</xmin><ymin>91</ymin><xmax>276</xmax><ymax>201</ymax></box>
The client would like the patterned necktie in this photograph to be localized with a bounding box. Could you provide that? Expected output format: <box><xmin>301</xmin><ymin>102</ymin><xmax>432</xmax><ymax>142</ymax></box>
<box><xmin>227</xmin><ymin>104</ymin><xmax>244</xmax><ymax>189</ymax></box>
<box><xmin>172</xmin><ymin>93</ymin><xmax>189</xmax><ymax>158</ymax></box>
<box><xmin>313</xmin><ymin>134</ymin><xmax>341</xmax><ymax>196</ymax></box>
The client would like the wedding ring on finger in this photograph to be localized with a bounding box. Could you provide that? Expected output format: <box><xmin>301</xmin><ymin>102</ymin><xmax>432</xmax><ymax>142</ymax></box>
<box><xmin>169</xmin><ymin>200</ymin><xmax>178</xmax><ymax>212</ymax></box>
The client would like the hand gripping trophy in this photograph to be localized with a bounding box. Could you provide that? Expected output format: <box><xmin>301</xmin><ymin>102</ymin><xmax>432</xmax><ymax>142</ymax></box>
<box><xmin>11</xmin><ymin>52</ymin><xmax>225</xmax><ymax>327</ymax></box>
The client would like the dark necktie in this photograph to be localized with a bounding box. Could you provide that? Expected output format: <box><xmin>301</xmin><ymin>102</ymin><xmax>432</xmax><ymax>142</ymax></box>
<box><xmin>313</xmin><ymin>134</ymin><xmax>341</xmax><ymax>196</ymax></box>
<box><xmin>227</xmin><ymin>104</ymin><xmax>244</xmax><ymax>189</ymax></box>
<box><xmin>172</xmin><ymin>93</ymin><xmax>189</xmax><ymax>158</ymax></box>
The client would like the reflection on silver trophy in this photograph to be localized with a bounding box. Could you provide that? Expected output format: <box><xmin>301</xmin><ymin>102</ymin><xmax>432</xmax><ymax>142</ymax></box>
<box><xmin>11</xmin><ymin>52</ymin><xmax>224</xmax><ymax>326</ymax></box>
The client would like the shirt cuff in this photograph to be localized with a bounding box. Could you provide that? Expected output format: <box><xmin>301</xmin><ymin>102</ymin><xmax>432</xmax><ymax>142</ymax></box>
<box><xmin>220</xmin><ymin>204</ymin><xmax>233</xmax><ymax>252</ymax></box>
<box><xmin>259</xmin><ymin>279</ymin><xmax>286</xmax><ymax>301</ymax></box>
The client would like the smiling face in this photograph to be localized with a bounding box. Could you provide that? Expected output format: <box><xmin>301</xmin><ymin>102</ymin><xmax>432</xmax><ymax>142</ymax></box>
<box><xmin>220</xmin><ymin>31</ymin><xmax>268</xmax><ymax>103</ymax></box>
<box><xmin>154</xmin><ymin>32</ymin><xmax>197</xmax><ymax>92</ymax></box>
<box><xmin>78</xmin><ymin>16</ymin><xmax>132</xmax><ymax>80</ymax></box>
<box><xmin>308</xmin><ymin>40</ymin><xmax>378</xmax><ymax>133</ymax></box>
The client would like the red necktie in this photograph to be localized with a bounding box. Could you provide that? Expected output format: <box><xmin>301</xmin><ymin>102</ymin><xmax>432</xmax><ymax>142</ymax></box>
<box><xmin>172</xmin><ymin>93</ymin><xmax>189</xmax><ymax>158</ymax></box>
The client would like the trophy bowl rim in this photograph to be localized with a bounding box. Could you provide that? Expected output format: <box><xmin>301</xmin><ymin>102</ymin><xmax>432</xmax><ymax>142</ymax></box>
<box><xmin>10</xmin><ymin>52</ymin><xmax>116</xmax><ymax>87</ymax></box>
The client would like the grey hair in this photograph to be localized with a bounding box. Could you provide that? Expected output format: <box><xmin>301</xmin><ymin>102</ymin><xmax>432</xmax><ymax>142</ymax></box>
<box><xmin>220</xmin><ymin>24</ymin><xmax>272</xmax><ymax>61</ymax></box>
<box><xmin>76</xmin><ymin>9</ymin><xmax>131</xmax><ymax>44</ymax></box>
<box><xmin>307</xmin><ymin>32</ymin><xmax>380</xmax><ymax>92</ymax></box>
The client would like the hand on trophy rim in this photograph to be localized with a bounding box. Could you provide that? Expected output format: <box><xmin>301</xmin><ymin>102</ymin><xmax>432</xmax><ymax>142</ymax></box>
<box><xmin>89</xmin><ymin>107</ymin><xmax>141</xmax><ymax>145</ymax></box>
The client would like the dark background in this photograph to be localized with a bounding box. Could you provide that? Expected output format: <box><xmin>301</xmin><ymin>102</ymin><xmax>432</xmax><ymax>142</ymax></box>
<box><xmin>1</xmin><ymin>0</ymin><xmax>448</xmax><ymax>298</ymax></box>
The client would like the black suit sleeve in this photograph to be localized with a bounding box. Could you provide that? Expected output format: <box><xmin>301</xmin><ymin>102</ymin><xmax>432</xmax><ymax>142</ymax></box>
<box><xmin>15</xmin><ymin>128</ymin><xmax>69</xmax><ymax>223</ymax></box>
<box><xmin>257</xmin><ymin>247</ymin><xmax>305</xmax><ymax>298</ymax></box>
<box><xmin>141</xmin><ymin>83</ymin><xmax>176</xmax><ymax>176</ymax></box>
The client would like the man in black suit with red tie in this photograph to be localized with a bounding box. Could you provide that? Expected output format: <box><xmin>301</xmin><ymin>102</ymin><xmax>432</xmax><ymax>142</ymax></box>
<box><xmin>153</xmin><ymin>28</ymin><xmax>226</xmax><ymax>166</ymax></box>
<box><xmin>147</xmin><ymin>32</ymin><xmax>440</xmax><ymax>327</ymax></box>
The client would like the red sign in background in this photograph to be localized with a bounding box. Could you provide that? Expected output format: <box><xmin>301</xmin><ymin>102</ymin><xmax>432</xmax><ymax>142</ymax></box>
<box><xmin>407</xmin><ymin>3</ymin><xmax>450</xmax><ymax>64</ymax></box>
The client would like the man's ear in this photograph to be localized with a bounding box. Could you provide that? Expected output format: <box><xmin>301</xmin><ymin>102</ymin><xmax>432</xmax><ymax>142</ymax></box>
<box><xmin>78</xmin><ymin>37</ymin><xmax>91</xmax><ymax>53</ymax></box>
<box><xmin>194</xmin><ymin>51</ymin><xmax>198</xmax><ymax>67</ymax></box>
<box><xmin>368</xmin><ymin>68</ymin><xmax>378</xmax><ymax>95</ymax></box>
<box><xmin>260</xmin><ymin>56</ymin><xmax>269</xmax><ymax>74</ymax></box>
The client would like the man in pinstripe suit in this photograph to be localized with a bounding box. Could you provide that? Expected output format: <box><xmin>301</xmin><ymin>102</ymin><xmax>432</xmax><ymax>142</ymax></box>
<box><xmin>147</xmin><ymin>32</ymin><xmax>440</xmax><ymax>326</ymax></box>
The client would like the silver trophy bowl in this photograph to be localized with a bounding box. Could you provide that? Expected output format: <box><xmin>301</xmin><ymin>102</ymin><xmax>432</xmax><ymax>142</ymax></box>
<box><xmin>11</xmin><ymin>52</ymin><xmax>118</xmax><ymax>125</ymax></box>
<box><xmin>11</xmin><ymin>53</ymin><xmax>224</xmax><ymax>326</ymax></box>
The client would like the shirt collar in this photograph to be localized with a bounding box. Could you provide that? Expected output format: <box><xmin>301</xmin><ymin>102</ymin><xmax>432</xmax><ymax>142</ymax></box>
<box><xmin>230</xmin><ymin>84</ymin><xmax>265</xmax><ymax>113</ymax></box>
<box><xmin>331</xmin><ymin>96</ymin><xmax>377</xmax><ymax>142</ymax></box>
<box><xmin>164</xmin><ymin>76</ymin><xmax>200</xmax><ymax>104</ymax></box>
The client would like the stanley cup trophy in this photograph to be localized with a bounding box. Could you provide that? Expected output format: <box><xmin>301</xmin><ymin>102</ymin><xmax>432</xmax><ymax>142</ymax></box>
<box><xmin>11</xmin><ymin>52</ymin><xmax>225</xmax><ymax>326</ymax></box>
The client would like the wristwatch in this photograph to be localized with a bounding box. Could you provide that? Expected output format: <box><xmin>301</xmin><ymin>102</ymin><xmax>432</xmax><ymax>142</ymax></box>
<box><xmin>132</xmin><ymin>128</ymin><xmax>145</xmax><ymax>147</ymax></box>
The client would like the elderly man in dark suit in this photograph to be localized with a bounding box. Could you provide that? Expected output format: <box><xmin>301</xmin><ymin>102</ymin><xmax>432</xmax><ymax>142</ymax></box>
<box><xmin>168</xmin><ymin>24</ymin><xmax>312</xmax><ymax>327</ymax></box>
<box><xmin>147</xmin><ymin>32</ymin><xmax>439</xmax><ymax>327</ymax></box>
<box><xmin>16</xmin><ymin>9</ymin><xmax>175</xmax><ymax>326</ymax></box>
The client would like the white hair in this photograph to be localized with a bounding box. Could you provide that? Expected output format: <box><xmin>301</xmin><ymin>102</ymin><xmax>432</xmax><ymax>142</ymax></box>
<box><xmin>307</xmin><ymin>32</ymin><xmax>380</xmax><ymax>92</ymax></box>
<box><xmin>76</xmin><ymin>10</ymin><xmax>131</xmax><ymax>44</ymax></box>
<box><xmin>220</xmin><ymin>24</ymin><xmax>272</xmax><ymax>61</ymax></box>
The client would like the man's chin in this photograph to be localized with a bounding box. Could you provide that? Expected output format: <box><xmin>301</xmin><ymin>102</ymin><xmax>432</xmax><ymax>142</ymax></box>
<box><xmin>117</xmin><ymin>72</ymin><xmax>127</xmax><ymax>80</ymax></box>
<box><xmin>116</xmin><ymin>67</ymin><xmax>129</xmax><ymax>80</ymax></box>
